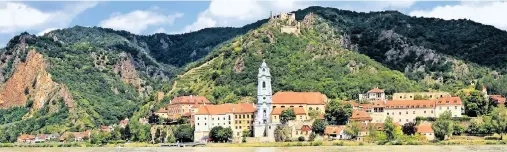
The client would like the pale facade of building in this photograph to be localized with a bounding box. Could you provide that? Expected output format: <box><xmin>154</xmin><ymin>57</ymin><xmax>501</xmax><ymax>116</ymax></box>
<box><xmin>193</xmin><ymin>103</ymin><xmax>256</xmax><ymax>142</ymax></box>
<box><xmin>393</xmin><ymin>92</ymin><xmax>451</xmax><ymax>100</ymax></box>
<box><xmin>347</xmin><ymin>96</ymin><xmax>464</xmax><ymax>125</ymax></box>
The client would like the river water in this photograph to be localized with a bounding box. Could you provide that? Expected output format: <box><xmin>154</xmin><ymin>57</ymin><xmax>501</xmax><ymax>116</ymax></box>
<box><xmin>2</xmin><ymin>145</ymin><xmax>507</xmax><ymax>152</ymax></box>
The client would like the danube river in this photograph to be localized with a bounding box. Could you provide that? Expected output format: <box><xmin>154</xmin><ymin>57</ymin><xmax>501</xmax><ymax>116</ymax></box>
<box><xmin>2</xmin><ymin>146</ymin><xmax>507</xmax><ymax>152</ymax></box>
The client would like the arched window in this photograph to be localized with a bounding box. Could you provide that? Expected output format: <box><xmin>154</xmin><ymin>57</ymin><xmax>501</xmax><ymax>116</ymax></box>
<box><xmin>262</xmin><ymin>81</ymin><xmax>266</xmax><ymax>88</ymax></box>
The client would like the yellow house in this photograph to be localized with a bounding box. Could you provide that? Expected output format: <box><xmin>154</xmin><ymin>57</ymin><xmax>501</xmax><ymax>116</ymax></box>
<box><xmin>270</xmin><ymin>92</ymin><xmax>327</xmax><ymax>120</ymax></box>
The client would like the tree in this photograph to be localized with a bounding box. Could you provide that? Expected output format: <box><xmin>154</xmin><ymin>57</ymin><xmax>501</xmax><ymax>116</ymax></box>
<box><xmin>491</xmin><ymin>104</ymin><xmax>507</xmax><ymax>139</ymax></box>
<box><xmin>402</xmin><ymin>122</ymin><xmax>417</xmax><ymax>135</ymax></box>
<box><xmin>366</xmin><ymin>124</ymin><xmax>378</xmax><ymax>142</ymax></box>
<box><xmin>344</xmin><ymin>121</ymin><xmax>360</xmax><ymax>139</ymax></box>
<box><xmin>464</xmin><ymin>90</ymin><xmax>489</xmax><ymax>117</ymax></box>
<box><xmin>242</xmin><ymin>129</ymin><xmax>250</xmax><ymax>143</ymax></box>
<box><xmin>312</xmin><ymin>119</ymin><xmax>327</xmax><ymax>135</ymax></box>
<box><xmin>432</xmin><ymin>111</ymin><xmax>454</xmax><ymax>141</ymax></box>
<box><xmin>209</xmin><ymin>126</ymin><xmax>233</xmax><ymax>142</ymax></box>
<box><xmin>308</xmin><ymin>110</ymin><xmax>321</xmax><ymax>119</ymax></box>
<box><xmin>298</xmin><ymin>136</ymin><xmax>305</xmax><ymax>141</ymax></box>
<box><xmin>154</xmin><ymin>128</ymin><xmax>161</xmax><ymax>144</ymax></box>
<box><xmin>174</xmin><ymin>124</ymin><xmax>193</xmax><ymax>142</ymax></box>
<box><xmin>122</xmin><ymin>124</ymin><xmax>131</xmax><ymax>140</ymax></box>
<box><xmin>325</xmin><ymin>100</ymin><xmax>353</xmax><ymax>125</ymax></box>
<box><xmin>148</xmin><ymin>112</ymin><xmax>160</xmax><ymax>124</ymax></box>
<box><xmin>384</xmin><ymin>117</ymin><xmax>396</xmax><ymax>141</ymax></box>
<box><xmin>453</xmin><ymin>122</ymin><xmax>465</xmax><ymax>135</ymax></box>
<box><xmin>280</xmin><ymin>108</ymin><xmax>295</xmax><ymax>124</ymax></box>
<box><xmin>274</xmin><ymin>126</ymin><xmax>291</xmax><ymax>142</ymax></box>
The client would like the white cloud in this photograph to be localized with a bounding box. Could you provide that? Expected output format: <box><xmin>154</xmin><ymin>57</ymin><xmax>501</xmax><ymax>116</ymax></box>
<box><xmin>0</xmin><ymin>2</ymin><xmax>97</xmax><ymax>34</ymax></box>
<box><xmin>410</xmin><ymin>1</ymin><xmax>507</xmax><ymax>30</ymax></box>
<box><xmin>37</xmin><ymin>28</ymin><xmax>58</xmax><ymax>36</ymax></box>
<box><xmin>180</xmin><ymin>0</ymin><xmax>308</xmax><ymax>33</ymax></box>
<box><xmin>178</xmin><ymin>0</ymin><xmax>418</xmax><ymax>34</ymax></box>
<box><xmin>99</xmin><ymin>10</ymin><xmax>183</xmax><ymax>34</ymax></box>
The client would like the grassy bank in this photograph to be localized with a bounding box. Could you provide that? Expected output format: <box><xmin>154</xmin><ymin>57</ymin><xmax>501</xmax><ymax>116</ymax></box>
<box><xmin>206</xmin><ymin>139</ymin><xmax>507</xmax><ymax>147</ymax></box>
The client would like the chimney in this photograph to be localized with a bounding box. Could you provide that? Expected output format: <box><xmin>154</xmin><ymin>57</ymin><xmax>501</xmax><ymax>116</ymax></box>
<box><xmin>190</xmin><ymin>95</ymin><xmax>193</xmax><ymax>99</ymax></box>
<box><xmin>232</xmin><ymin>108</ymin><xmax>235</xmax><ymax>112</ymax></box>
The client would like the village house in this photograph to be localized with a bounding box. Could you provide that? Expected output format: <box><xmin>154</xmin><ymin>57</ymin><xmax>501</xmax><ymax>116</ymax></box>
<box><xmin>119</xmin><ymin>118</ymin><xmax>129</xmax><ymax>128</ymax></box>
<box><xmin>324</xmin><ymin>125</ymin><xmax>350</xmax><ymax>140</ymax></box>
<box><xmin>358</xmin><ymin>88</ymin><xmax>386</xmax><ymax>102</ymax></box>
<box><xmin>348</xmin><ymin>89</ymin><xmax>464</xmax><ymax>125</ymax></box>
<box><xmin>349</xmin><ymin>109</ymin><xmax>373</xmax><ymax>124</ymax></box>
<box><xmin>193</xmin><ymin>103</ymin><xmax>256</xmax><ymax>142</ymax></box>
<box><xmin>155</xmin><ymin>95</ymin><xmax>211</xmax><ymax>120</ymax></box>
<box><xmin>17</xmin><ymin>134</ymin><xmax>35</xmax><ymax>143</ymax></box>
<box><xmin>100</xmin><ymin>125</ymin><xmax>113</xmax><ymax>132</ymax></box>
<box><xmin>417</xmin><ymin>122</ymin><xmax>435</xmax><ymax>140</ymax></box>
<box><xmin>271</xmin><ymin>92</ymin><xmax>328</xmax><ymax>118</ymax></box>
<box><xmin>286</xmin><ymin>119</ymin><xmax>314</xmax><ymax>140</ymax></box>
<box><xmin>489</xmin><ymin>95</ymin><xmax>506</xmax><ymax>105</ymax></box>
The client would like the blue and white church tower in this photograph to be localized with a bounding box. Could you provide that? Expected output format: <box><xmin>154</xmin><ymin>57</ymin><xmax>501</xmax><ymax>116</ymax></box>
<box><xmin>254</xmin><ymin>60</ymin><xmax>278</xmax><ymax>138</ymax></box>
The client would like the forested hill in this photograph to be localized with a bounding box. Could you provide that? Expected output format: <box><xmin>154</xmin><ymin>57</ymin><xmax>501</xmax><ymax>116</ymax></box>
<box><xmin>0</xmin><ymin>19</ymin><xmax>265</xmax><ymax>141</ymax></box>
<box><xmin>294</xmin><ymin>6</ymin><xmax>507</xmax><ymax>95</ymax></box>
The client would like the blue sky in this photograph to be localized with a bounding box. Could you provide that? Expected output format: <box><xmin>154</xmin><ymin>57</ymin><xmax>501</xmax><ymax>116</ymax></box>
<box><xmin>1</xmin><ymin>1</ymin><xmax>506</xmax><ymax>47</ymax></box>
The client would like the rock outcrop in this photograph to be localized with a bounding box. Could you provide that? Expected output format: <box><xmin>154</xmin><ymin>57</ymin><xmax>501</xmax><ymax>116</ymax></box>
<box><xmin>0</xmin><ymin>50</ymin><xmax>59</xmax><ymax>110</ymax></box>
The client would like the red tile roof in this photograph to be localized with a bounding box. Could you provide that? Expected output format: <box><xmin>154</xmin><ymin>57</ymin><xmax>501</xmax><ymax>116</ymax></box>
<box><xmin>171</xmin><ymin>96</ymin><xmax>211</xmax><ymax>105</ymax></box>
<box><xmin>436</xmin><ymin>97</ymin><xmax>462</xmax><ymax>105</ymax></box>
<box><xmin>417</xmin><ymin>123</ymin><xmax>433</xmax><ymax>133</ymax></box>
<box><xmin>18</xmin><ymin>134</ymin><xmax>35</xmax><ymax>140</ymax></box>
<box><xmin>271</xmin><ymin>107</ymin><xmax>306</xmax><ymax>115</ymax></box>
<box><xmin>360</xmin><ymin>123</ymin><xmax>385</xmax><ymax>132</ymax></box>
<box><xmin>300</xmin><ymin>125</ymin><xmax>312</xmax><ymax>131</ymax></box>
<box><xmin>195</xmin><ymin>103</ymin><xmax>256</xmax><ymax>115</ymax></box>
<box><xmin>120</xmin><ymin>119</ymin><xmax>129</xmax><ymax>125</ymax></box>
<box><xmin>272</xmin><ymin>92</ymin><xmax>327</xmax><ymax>105</ymax></box>
<box><xmin>368</xmin><ymin>88</ymin><xmax>384</xmax><ymax>93</ymax></box>
<box><xmin>324</xmin><ymin>125</ymin><xmax>346</xmax><ymax>135</ymax></box>
<box><xmin>490</xmin><ymin>95</ymin><xmax>506</xmax><ymax>104</ymax></box>
<box><xmin>349</xmin><ymin>110</ymin><xmax>372</xmax><ymax>121</ymax></box>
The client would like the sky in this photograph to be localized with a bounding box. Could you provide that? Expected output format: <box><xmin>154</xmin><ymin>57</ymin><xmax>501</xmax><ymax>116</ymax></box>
<box><xmin>1</xmin><ymin>0</ymin><xmax>506</xmax><ymax>47</ymax></box>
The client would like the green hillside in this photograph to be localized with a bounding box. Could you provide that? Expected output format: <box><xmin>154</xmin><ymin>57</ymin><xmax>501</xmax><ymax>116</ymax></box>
<box><xmin>170</xmin><ymin>13</ymin><xmax>423</xmax><ymax>104</ymax></box>
<box><xmin>296</xmin><ymin>6</ymin><xmax>507</xmax><ymax>95</ymax></box>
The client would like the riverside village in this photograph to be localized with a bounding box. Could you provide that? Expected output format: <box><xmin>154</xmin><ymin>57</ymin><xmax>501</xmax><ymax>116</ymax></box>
<box><xmin>12</xmin><ymin>12</ymin><xmax>507</xmax><ymax>147</ymax></box>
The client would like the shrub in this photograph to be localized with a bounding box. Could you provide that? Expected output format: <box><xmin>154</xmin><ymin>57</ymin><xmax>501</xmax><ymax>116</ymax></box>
<box><xmin>358</xmin><ymin>142</ymin><xmax>364</xmax><ymax>146</ymax></box>
<box><xmin>298</xmin><ymin>136</ymin><xmax>305</xmax><ymax>141</ymax></box>
<box><xmin>311</xmin><ymin>141</ymin><xmax>323</xmax><ymax>146</ymax></box>
<box><xmin>309</xmin><ymin>132</ymin><xmax>317</xmax><ymax>141</ymax></box>
<box><xmin>333</xmin><ymin>141</ymin><xmax>344</xmax><ymax>146</ymax></box>
<box><xmin>485</xmin><ymin>136</ymin><xmax>500</xmax><ymax>140</ymax></box>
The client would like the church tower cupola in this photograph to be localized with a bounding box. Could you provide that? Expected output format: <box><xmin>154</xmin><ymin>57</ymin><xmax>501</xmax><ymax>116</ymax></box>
<box><xmin>255</xmin><ymin>60</ymin><xmax>273</xmax><ymax>124</ymax></box>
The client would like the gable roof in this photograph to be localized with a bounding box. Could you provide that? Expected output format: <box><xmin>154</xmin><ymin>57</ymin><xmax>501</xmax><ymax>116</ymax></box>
<box><xmin>18</xmin><ymin>134</ymin><xmax>35</xmax><ymax>140</ymax></box>
<box><xmin>195</xmin><ymin>103</ymin><xmax>256</xmax><ymax>115</ymax></box>
<box><xmin>368</xmin><ymin>88</ymin><xmax>384</xmax><ymax>93</ymax></box>
<box><xmin>349</xmin><ymin>110</ymin><xmax>372</xmax><ymax>121</ymax></box>
<box><xmin>489</xmin><ymin>95</ymin><xmax>506</xmax><ymax>104</ymax></box>
<box><xmin>272</xmin><ymin>92</ymin><xmax>327</xmax><ymax>105</ymax></box>
<box><xmin>300</xmin><ymin>125</ymin><xmax>312</xmax><ymax>131</ymax></box>
<box><xmin>417</xmin><ymin>123</ymin><xmax>433</xmax><ymax>133</ymax></box>
<box><xmin>324</xmin><ymin>125</ymin><xmax>346</xmax><ymax>135</ymax></box>
<box><xmin>171</xmin><ymin>96</ymin><xmax>211</xmax><ymax>105</ymax></box>
<box><xmin>271</xmin><ymin>107</ymin><xmax>306</xmax><ymax>115</ymax></box>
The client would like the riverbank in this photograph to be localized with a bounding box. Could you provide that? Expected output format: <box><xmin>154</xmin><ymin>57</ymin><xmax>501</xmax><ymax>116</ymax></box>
<box><xmin>2</xmin><ymin>139</ymin><xmax>507</xmax><ymax>148</ymax></box>
<box><xmin>2</xmin><ymin>145</ymin><xmax>507</xmax><ymax>152</ymax></box>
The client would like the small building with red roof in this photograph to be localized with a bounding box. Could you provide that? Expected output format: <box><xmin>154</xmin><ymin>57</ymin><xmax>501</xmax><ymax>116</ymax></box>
<box><xmin>155</xmin><ymin>95</ymin><xmax>211</xmax><ymax>120</ymax></box>
<box><xmin>359</xmin><ymin>87</ymin><xmax>386</xmax><ymax>102</ymax></box>
<box><xmin>417</xmin><ymin>122</ymin><xmax>435</xmax><ymax>140</ymax></box>
<box><xmin>270</xmin><ymin>107</ymin><xmax>308</xmax><ymax>123</ymax></box>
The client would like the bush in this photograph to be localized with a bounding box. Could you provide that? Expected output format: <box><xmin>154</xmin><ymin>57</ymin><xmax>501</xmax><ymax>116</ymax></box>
<box><xmin>298</xmin><ymin>136</ymin><xmax>305</xmax><ymax>141</ymax></box>
<box><xmin>358</xmin><ymin>142</ymin><xmax>364</xmax><ymax>146</ymax></box>
<box><xmin>333</xmin><ymin>141</ymin><xmax>344</xmax><ymax>146</ymax></box>
<box><xmin>295</xmin><ymin>142</ymin><xmax>303</xmax><ymax>146</ymax></box>
<box><xmin>311</xmin><ymin>141</ymin><xmax>323</xmax><ymax>146</ymax></box>
<box><xmin>485</xmin><ymin>136</ymin><xmax>500</xmax><ymax>140</ymax></box>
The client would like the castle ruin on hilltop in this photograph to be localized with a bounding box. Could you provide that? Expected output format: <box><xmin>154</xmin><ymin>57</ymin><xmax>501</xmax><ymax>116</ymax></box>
<box><xmin>270</xmin><ymin>12</ymin><xmax>301</xmax><ymax>35</ymax></box>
